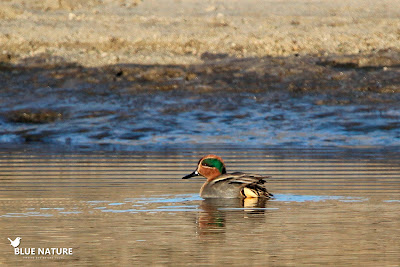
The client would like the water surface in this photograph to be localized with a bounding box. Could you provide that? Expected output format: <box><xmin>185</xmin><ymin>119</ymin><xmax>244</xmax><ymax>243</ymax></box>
<box><xmin>0</xmin><ymin>147</ymin><xmax>399</xmax><ymax>266</ymax></box>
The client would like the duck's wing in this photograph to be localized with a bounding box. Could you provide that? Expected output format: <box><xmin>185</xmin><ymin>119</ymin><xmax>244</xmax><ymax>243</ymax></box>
<box><xmin>212</xmin><ymin>172</ymin><xmax>273</xmax><ymax>198</ymax></box>
<box><xmin>225</xmin><ymin>172</ymin><xmax>270</xmax><ymax>184</ymax></box>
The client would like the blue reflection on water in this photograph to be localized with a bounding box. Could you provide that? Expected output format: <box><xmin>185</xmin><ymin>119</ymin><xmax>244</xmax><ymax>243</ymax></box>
<box><xmin>0</xmin><ymin>194</ymin><xmax>373</xmax><ymax>217</ymax></box>
<box><xmin>271</xmin><ymin>194</ymin><xmax>368</xmax><ymax>203</ymax></box>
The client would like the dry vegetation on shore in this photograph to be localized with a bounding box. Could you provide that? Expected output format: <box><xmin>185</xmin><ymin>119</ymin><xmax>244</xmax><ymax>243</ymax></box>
<box><xmin>1</xmin><ymin>0</ymin><xmax>400</xmax><ymax>66</ymax></box>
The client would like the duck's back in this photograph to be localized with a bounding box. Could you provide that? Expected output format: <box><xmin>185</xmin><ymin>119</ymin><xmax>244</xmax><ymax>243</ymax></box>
<box><xmin>200</xmin><ymin>172</ymin><xmax>273</xmax><ymax>199</ymax></box>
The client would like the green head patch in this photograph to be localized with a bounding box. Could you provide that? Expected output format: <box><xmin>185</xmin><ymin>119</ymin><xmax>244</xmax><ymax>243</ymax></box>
<box><xmin>201</xmin><ymin>158</ymin><xmax>226</xmax><ymax>174</ymax></box>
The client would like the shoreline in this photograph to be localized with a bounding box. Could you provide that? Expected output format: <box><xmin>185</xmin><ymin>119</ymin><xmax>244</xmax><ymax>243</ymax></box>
<box><xmin>1</xmin><ymin>0</ymin><xmax>400</xmax><ymax>67</ymax></box>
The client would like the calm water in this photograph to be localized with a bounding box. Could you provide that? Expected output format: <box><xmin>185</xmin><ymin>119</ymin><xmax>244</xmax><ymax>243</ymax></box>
<box><xmin>0</xmin><ymin>147</ymin><xmax>399</xmax><ymax>266</ymax></box>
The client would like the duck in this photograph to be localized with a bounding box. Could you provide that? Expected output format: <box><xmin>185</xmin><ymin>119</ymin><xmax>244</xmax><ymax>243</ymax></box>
<box><xmin>182</xmin><ymin>155</ymin><xmax>273</xmax><ymax>199</ymax></box>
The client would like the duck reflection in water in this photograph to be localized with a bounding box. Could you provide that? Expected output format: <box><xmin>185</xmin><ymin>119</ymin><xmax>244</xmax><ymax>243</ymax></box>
<box><xmin>196</xmin><ymin>197</ymin><xmax>269</xmax><ymax>238</ymax></box>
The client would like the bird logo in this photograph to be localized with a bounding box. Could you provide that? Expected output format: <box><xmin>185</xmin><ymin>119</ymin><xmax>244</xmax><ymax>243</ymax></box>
<box><xmin>8</xmin><ymin>237</ymin><xmax>21</xmax><ymax>248</ymax></box>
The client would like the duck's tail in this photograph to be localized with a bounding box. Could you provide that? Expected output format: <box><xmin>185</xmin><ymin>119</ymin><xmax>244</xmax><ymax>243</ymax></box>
<box><xmin>241</xmin><ymin>184</ymin><xmax>273</xmax><ymax>199</ymax></box>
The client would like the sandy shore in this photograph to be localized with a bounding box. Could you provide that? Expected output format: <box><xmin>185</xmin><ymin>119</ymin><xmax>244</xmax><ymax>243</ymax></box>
<box><xmin>1</xmin><ymin>0</ymin><xmax>400</xmax><ymax>66</ymax></box>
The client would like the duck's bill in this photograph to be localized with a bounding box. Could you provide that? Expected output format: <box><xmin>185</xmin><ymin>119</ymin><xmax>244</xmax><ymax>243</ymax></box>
<box><xmin>182</xmin><ymin>171</ymin><xmax>199</xmax><ymax>179</ymax></box>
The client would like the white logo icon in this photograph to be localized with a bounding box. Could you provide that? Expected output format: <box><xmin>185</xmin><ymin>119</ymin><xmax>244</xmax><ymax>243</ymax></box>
<box><xmin>8</xmin><ymin>237</ymin><xmax>21</xmax><ymax>248</ymax></box>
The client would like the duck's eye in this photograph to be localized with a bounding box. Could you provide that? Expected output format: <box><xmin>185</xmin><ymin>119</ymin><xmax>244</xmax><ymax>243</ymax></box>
<box><xmin>202</xmin><ymin>162</ymin><xmax>212</xmax><ymax>167</ymax></box>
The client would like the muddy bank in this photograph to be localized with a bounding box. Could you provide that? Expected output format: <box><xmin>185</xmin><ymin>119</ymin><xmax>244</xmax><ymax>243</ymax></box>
<box><xmin>1</xmin><ymin>49</ymin><xmax>400</xmax><ymax>101</ymax></box>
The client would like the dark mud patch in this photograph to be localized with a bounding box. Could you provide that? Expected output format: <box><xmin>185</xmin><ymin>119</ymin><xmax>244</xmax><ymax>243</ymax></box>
<box><xmin>319</xmin><ymin>49</ymin><xmax>400</xmax><ymax>69</ymax></box>
<box><xmin>1</xmin><ymin>50</ymin><xmax>400</xmax><ymax>148</ymax></box>
<box><xmin>5</xmin><ymin>109</ymin><xmax>63</xmax><ymax>124</ymax></box>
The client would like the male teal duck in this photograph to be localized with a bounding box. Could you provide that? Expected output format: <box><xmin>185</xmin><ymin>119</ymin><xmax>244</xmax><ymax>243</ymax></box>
<box><xmin>182</xmin><ymin>155</ymin><xmax>273</xmax><ymax>199</ymax></box>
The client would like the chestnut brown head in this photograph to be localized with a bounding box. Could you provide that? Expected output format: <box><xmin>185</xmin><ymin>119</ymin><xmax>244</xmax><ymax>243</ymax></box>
<box><xmin>182</xmin><ymin>155</ymin><xmax>227</xmax><ymax>181</ymax></box>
